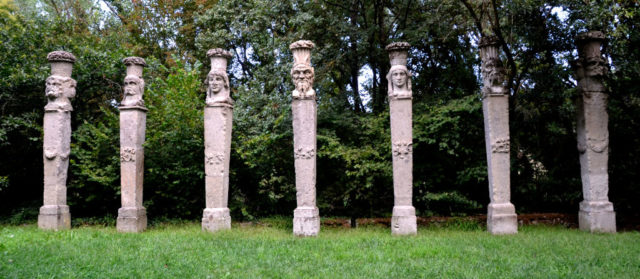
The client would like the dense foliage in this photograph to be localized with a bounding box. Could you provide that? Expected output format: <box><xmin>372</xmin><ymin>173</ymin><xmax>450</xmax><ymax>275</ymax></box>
<box><xmin>1</xmin><ymin>0</ymin><xmax>638</xmax><ymax>222</ymax></box>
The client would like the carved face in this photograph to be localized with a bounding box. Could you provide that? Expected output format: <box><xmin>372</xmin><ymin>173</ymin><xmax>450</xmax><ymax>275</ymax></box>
<box><xmin>209</xmin><ymin>74</ymin><xmax>225</xmax><ymax>94</ymax></box>
<box><xmin>584</xmin><ymin>56</ymin><xmax>606</xmax><ymax>78</ymax></box>
<box><xmin>123</xmin><ymin>76</ymin><xmax>142</xmax><ymax>96</ymax></box>
<box><xmin>482</xmin><ymin>58</ymin><xmax>505</xmax><ymax>88</ymax></box>
<box><xmin>45</xmin><ymin>76</ymin><xmax>64</xmax><ymax>99</ymax></box>
<box><xmin>391</xmin><ymin>69</ymin><xmax>408</xmax><ymax>89</ymax></box>
<box><xmin>291</xmin><ymin>65</ymin><xmax>314</xmax><ymax>93</ymax></box>
<box><xmin>45</xmin><ymin>76</ymin><xmax>75</xmax><ymax>100</ymax></box>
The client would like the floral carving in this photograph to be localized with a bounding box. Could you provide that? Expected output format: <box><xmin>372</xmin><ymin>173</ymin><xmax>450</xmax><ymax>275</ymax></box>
<box><xmin>47</xmin><ymin>51</ymin><xmax>76</xmax><ymax>63</ymax></box>
<box><xmin>120</xmin><ymin>147</ymin><xmax>136</xmax><ymax>162</ymax></box>
<box><xmin>122</xmin><ymin>57</ymin><xmax>147</xmax><ymax>67</ymax></box>
<box><xmin>392</xmin><ymin>142</ymin><xmax>412</xmax><ymax>160</ymax></box>
<box><xmin>294</xmin><ymin>147</ymin><xmax>315</xmax><ymax>159</ymax></box>
<box><xmin>205</xmin><ymin>153</ymin><xmax>224</xmax><ymax>165</ymax></box>
<box><xmin>491</xmin><ymin>138</ymin><xmax>510</xmax><ymax>153</ymax></box>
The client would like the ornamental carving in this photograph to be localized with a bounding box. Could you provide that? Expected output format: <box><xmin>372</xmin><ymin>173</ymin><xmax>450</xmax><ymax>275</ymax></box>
<box><xmin>481</xmin><ymin>57</ymin><xmax>507</xmax><ymax>97</ymax></box>
<box><xmin>120</xmin><ymin>147</ymin><xmax>136</xmax><ymax>162</ymax></box>
<box><xmin>587</xmin><ymin>137</ymin><xmax>608</xmax><ymax>153</ymax></box>
<box><xmin>386</xmin><ymin>42</ymin><xmax>412</xmax><ymax>99</ymax></box>
<box><xmin>44</xmin><ymin>75</ymin><xmax>76</xmax><ymax>111</ymax></box>
<box><xmin>290</xmin><ymin>40</ymin><xmax>316</xmax><ymax>99</ymax></box>
<box><xmin>479</xmin><ymin>36</ymin><xmax>507</xmax><ymax>97</ymax></box>
<box><xmin>205</xmin><ymin>48</ymin><xmax>233</xmax><ymax>106</ymax></box>
<box><xmin>47</xmin><ymin>51</ymin><xmax>76</xmax><ymax>63</ymax></box>
<box><xmin>121</xmin><ymin>76</ymin><xmax>145</xmax><ymax>107</ymax></box>
<box><xmin>392</xmin><ymin>142</ymin><xmax>412</xmax><ymax>160</ymax></box>
<box><xmin>205</xmin><ymin>152</ymin><xmax>224</xmax><ymax>165</ymax></box>
<box><xmin>122</xmin><ymin>57</ymin><xmax>147</xmax><ymax>67</ymax></box>
<box><xmin>491</xmin><ymin>138</ymin><xmax>510</xmax><ymax>153</ymax></box>
<box><xmin>206</xmin><ymin>49</ymin><xmax>233</xmax><ymax>59</ymax></box>
<box><xmin>44</xmin><ymin>147</ymin><xmax>57</xmax><ymax>160</ymax></box>
<box><xmin>573</xmin><ymin>31</ymin><xmax>608</xmax><ymax>93</ymax></box>
<box><xmin>294</xmin><ymin>147</ymin><xmax>315</xmax><ymax>159</ymax></box>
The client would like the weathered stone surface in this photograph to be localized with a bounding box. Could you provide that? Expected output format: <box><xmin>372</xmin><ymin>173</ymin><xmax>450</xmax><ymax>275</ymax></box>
<box><xmin>479</xmin><ymin>36</ymin><xmax>517</xmax><ymax>235</ymax></box>
<box><xmin>386</xmin><ymin>42</ymin><xmax>417</xmax><ymax>236</ymax></box>
<box><xmin>293</xmin><ymin>207</ymin><xmax>320</xmax><ymax>237</ymax></box>
<box><xmin>202</xmin><ymin>208</ymin><xmax>231</xmax><ymax>231</ymax></box>
<box><xmin>117</xmin><ymin>207</ymin><xmax>147</xmax><ymax>233</ymax></box>
<box><xmin>573</xmin><ymin>31</ymin><xmax>616</xmax><ymax>233</ymax></box>
<box><xmin>117</xmin><ymin>57</ymin><xmax>147</xmax><ymax>233</ymax></box>
<box><xmin>38</xmin><ymin>51</ymin><xmax>76</xmax><ymax>230</ymax></box>
<box><xmin>202</xmin><ymin>48</ymin><xmax>233</xmax><ymax>233</ymax></box>
<box><xmin>291</xmin><ymin>40</ymin><xmax>320</xmax><ymax>236</ymax></box>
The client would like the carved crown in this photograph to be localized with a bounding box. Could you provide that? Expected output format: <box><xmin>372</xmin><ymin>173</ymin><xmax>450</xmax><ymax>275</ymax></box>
<box><xmin>290</xmin><ymin>40</ymin><xmax>315</xmax><ymax>67</ymax></box>
<box><xmin>47</xmin><ymin>51</ymin><xmax>76</xmax><ymax>63</ymax></box>
<box><xmin>122</xmin><ymin>57</ymin><xmax>147</xmax><ymax>67</ymax></box>
<box><xmin>207</xmin><ymin>48</ymin><xmax>232</xmax><ymax>71</ymax></box>
<box><xmin>576</xmin><ymin>31</ymin><xmax>605</xmax><ymax>44</ymax></box>
<box><xmin>386</xmin><ymin>42</ymin><xmax>410</xmax><ymax>66</ymax></box>
<box><xmin>206</xmin><ymin>48</ymin><xmax>232</xmax><ymax>59</ymax></box>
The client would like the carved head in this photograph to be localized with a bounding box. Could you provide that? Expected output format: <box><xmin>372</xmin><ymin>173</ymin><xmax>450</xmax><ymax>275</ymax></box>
<box><xmin>482</xmin><ymin>57</ymin><xmax>506</xmax><ymax>94</ymax></box>
<box><xmin>584</xmin><ymin>55</ymin><xmax>607</xmax><ymax>78</ymax></box>
<box><xmin>45</xmin><ymin>75</ymin><xmax>76</xmax><ymax>101</ymax></box>
<box><xmin>123</xmin><ymin>76</ymin><xmax>144</xmax><ymax>96</ymax></box>
<box><xmin>291</xmin><ymin>64</ymin><xmax>314</xmax><ymax>94</ymax></box>
<box><xmin>386</xmin><ymin>65</ymin><xmax>412</xmax><ymax>97</ymax></box>
<box><xmin>207</xmin><ymin>70</ymin><xmax>229</xmax><ymax>95</ymax></box>
<box><xmin>206</xmin><ymin>69</ymin><xmax>231</xmax><ymax>105</ymax></box>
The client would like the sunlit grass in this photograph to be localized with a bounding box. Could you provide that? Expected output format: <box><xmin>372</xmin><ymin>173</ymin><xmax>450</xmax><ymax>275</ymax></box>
<box><xmin>1</xmin><ymin>219</ymin><xmax>638</xmax><ymax>278</ymax></box>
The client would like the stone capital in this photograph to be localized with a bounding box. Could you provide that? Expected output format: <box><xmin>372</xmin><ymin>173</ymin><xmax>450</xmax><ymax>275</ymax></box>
<box><xmin>47</xmin><ymin>51</ymin><xmax>76</xmax><ymax>63</ymax></box>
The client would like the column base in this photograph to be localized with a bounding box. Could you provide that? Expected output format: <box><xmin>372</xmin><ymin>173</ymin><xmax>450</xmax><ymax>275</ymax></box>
<box><xmin>579</xmin><ymin>201</ymin><xmax>616</xmax><ymax>233</ymax></box>
<box><xmin>117</xmin><ymin>207</ymin><xmax>147</xmax><ymax>233</ymax></box>
<box><xmin>391</xmin><ymin>206</ymin><xmax>417</xmax><ymax>235</ymax></box>
<box><xmin>202</xmin><ymin>208</ymin><xmax>231</xmax><ymax>232</ymax></box>
<box><xmin>38</xmin><ymin>205</ymin><xmax>71</xmax><ymax>230</ymax></box>
<box><xmin>293</xmin><ymin>207</ymin><xmax>320</xmax><ymax>237</ymax></box>
<box><xmin>487</xmin><ymin>202</ymin><xmax>518</xmax><ymax>235</ymax></box>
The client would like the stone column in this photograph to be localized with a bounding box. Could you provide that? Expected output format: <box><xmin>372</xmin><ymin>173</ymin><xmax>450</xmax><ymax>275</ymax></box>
<box><xmin>385</xmin><ymin>42</ymin><xmax>417</xmax><ymax>235</ymax></box>
<box><xmin>479</xmin><ymin>36</ymin><xmax>518</xmax><ymax>235</ymax></box>
<box><xmin>117</xmin><ymin>57</ymin><xmax>148</xmax><ymax>232</ymax></box>
<box><xmin>290</xmin><ymin>40</ymin><xmax>320</xmax><ymax>236</ymax></box>
<box><xmin>38</xmin><ymin>51</ymin><xmax>77</xmax><ymax>230</ymax></box>
<box><xmin>202</xmin><ymin>48</ymin><xmax>233</xmax><ymax>232</ymax></box>
<box><xmin>572</xmin><ymin>31</ymin><xmax>616</xmax><ymax>233</ymax></box>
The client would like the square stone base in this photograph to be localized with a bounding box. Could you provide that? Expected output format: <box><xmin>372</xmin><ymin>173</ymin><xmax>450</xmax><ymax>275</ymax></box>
<box><xmin>117</xmin><ymin>207</ymin><xmax>147</xmax><ymax>233</ymax></box>
<box><xmin>293</xmin><ymin>207</ymin><xmax>320</xmax><ymax>237</ymax></box>
<box><xmin>579</xmin><ymin>201</ymin><xmax>616</xmax><ymax>233</ymax></box>
<box><xmin>487</xmin><ymin>202</ymin><xmax>518</xmax><ymax>235</ymax></box>
<box><xmin>391</xmin><ymin>206</ymin><xmax>417</xmax><ymax>235</ymax></box>
<box><xmin>202</xmin><ymin>208</ymin><xmax>231</xmax><ymax>232</ymax></box>
<box><xmin>38</xmin><ymin>205</ymin><xmax>71</xmax><ymax>230</ymax></box>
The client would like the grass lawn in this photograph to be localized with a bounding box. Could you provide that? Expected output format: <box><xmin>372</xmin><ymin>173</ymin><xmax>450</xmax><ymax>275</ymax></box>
<box><xmin>1</xmin><ymin>219</ymin><xmax>639</xmax><ymax>278</ymax></box>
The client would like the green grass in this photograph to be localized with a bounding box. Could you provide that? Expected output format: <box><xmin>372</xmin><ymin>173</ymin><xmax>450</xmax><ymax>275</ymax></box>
<box><xmin>1</xmin><ymin>220</ymin><xmax>639</xmax><ymax>278</ymax></box>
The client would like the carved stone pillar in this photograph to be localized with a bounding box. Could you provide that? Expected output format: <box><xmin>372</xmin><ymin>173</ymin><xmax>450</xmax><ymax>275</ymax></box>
<box><xmin>385</xmin><ymin>42</ymin><xmax>417</xmax><ymax>235</ymax></box>
<box><xmin>572</xmin><ymin>31</ymin><xmax>616</xmax><ymax>233</ymax></box>
<box><xmin>117</xmin><ymin>57</ymin><xmax>148</xmax><ymax>232</ymax></box>
<box><xmin>479</xmin><ymin>36</ymin><xmax>518</xmax><ymax>235</ymax></box>
<box><xmin>38</xmin><ymin>51</ymin><xmax>77</xmax><ymax>230</ymax></box>
<box><xmin>202</xmin><ymin>49</ymin><xmax>233</xmax><ymax>232</ymax></box>
<box><xmin>290</xmin><ymin>40</ymin><xmax>320</xmax><ymax>236</ymax></box>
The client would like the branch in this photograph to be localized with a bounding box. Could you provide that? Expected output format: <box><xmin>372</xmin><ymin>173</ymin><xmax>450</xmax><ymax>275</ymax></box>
<box><xmin>459</xmin><ymin>0</ymin><xmax>483</xmax><ymax>37</ymax></box>
<box><xmin>490</xmin><ymin>0</ymin><xmax>517</xmax><ymax>94</ymax></box>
